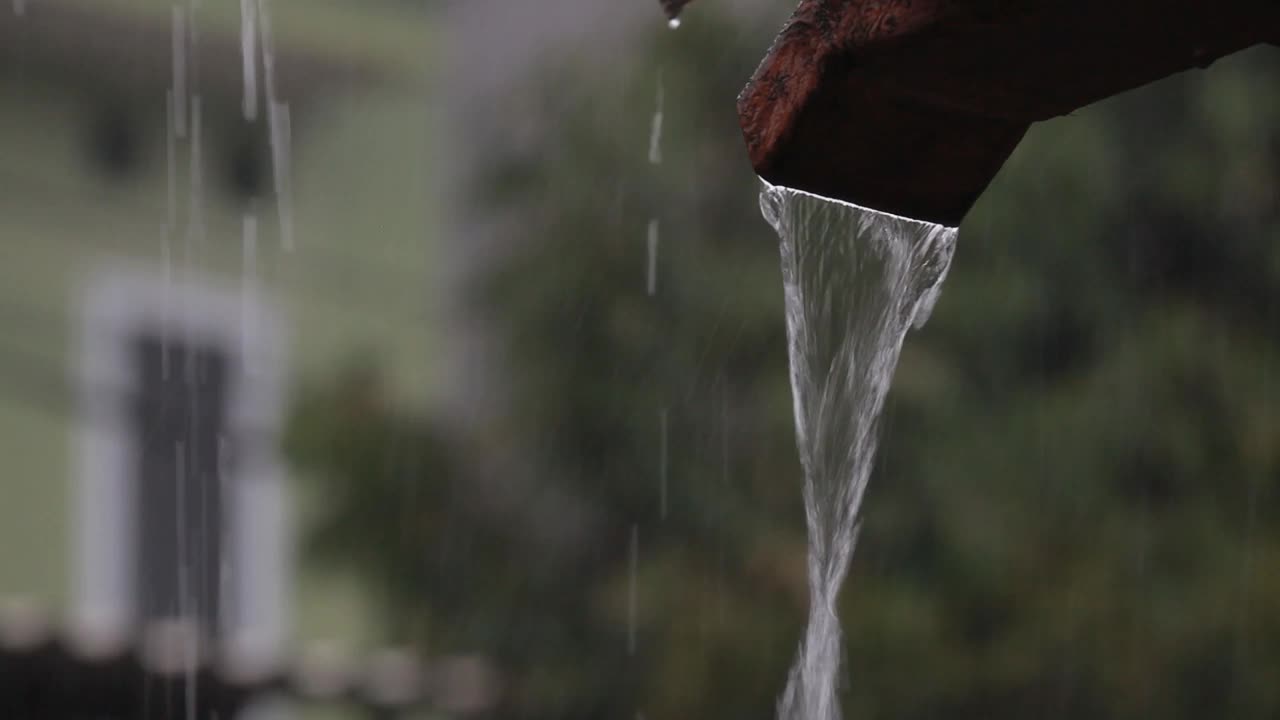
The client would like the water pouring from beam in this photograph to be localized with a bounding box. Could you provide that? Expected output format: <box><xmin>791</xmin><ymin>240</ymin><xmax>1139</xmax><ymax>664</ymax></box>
<box><xmin>665</xmin><ymin>0</ymin><xmax>1278</xmax><ymax>717</ymax></box>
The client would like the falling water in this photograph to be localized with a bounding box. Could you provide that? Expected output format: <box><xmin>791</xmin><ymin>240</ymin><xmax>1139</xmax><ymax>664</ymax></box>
<box><xmin>256</xmin><ymin>0</ymin><xmax>295</xmax><ymax>251</ymax></box>
<box><xmin>627</xmin><ymin>523</ymin><xmax>639</xmax><ymax>655</ymax></box>
<box><xmin>241</xmin><ymin>211</ymin><xmax>259</xmax><ymax>376</ymax></box>
<box><xmin>658</xmin><ymin>408</ymin><xmax>669</xmax><ymax>520</ymax></box>
<box><xmin>648</xmin><ymin>75</ymin><xmax>664</xmax><ymax>165</ymax></box>
<box><xmin>760</xmin><ymin>181</ymin><xmax>957</xmax><ymax>720</ymax></box>
<box><xmin>171</xmin><ymin>7</ymin><xmax>188</xmax><ymax>138</ymax></box>
<box><xmin>240</xmin><ymin>0</ymin><xmax>259</xmax><ymax>121</ymax></box>
<box><xmin>646</xmin><ymin>219</ymin><xmax>660</xmax><ymax>295</ymax></box>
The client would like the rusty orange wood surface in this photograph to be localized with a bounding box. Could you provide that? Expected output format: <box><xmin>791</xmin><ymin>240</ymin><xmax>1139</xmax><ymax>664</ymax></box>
<box><xmin>679</xmin><ymin>0</ymin><xmax>1280</xmax><ymax>225</ymax></box>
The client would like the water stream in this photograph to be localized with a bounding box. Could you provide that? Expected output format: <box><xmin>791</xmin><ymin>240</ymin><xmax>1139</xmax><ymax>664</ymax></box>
<box><xmin>760</xmin><ymin>182</ymin><xmax>958</xmax><ymax>720</ymax></box>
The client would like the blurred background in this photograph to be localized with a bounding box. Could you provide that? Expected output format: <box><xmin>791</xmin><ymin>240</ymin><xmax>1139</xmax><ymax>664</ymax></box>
<box><xmin>0</xmin><ymin>1</ymin><xmax>1276</xmax><ymax>718</ymax></box>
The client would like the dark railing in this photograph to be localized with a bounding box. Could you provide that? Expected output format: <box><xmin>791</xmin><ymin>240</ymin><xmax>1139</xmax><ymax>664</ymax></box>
<box><xmin>0</xmin><ymin>607</ymin><xmax>498</xmax><ymax>719</ymax></box>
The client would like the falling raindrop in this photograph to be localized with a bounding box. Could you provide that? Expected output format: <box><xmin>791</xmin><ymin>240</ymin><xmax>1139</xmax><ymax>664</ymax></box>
<box><xmin>185</xmin><ymin>92</ymin><xmax>204</xmax><ymax>386</ymax></box>
<box><xmin>161</xmin><ymin>235</ymin><xmax>172</xmax><ymax>380</ymax></box>
<box><xmin>667</xmin><ymin>17</ymin><xmax>681</xmax><ymax>30</ymax></box>
<box><xmin>658</xmin><ymin>408</ymin><xmax>669</xmax><ymax>520</ymax></box>
<box><xmin>240</xmin><ymin>0</ymin><xmax>259</xmax><ymax>122</ymax></box>
<box><xmin>258</xmin><ymin>0</ymin><xmax>278</xmax><ymax>101</ymax></box>
<box><xmin>166</xmin><ymin>90</ymin><xmax>177</xmax><ymax>233</ymax></box>
<box><xmin>242</xmin><ymin>211</ymin><xmax>259</xmax><ymax>376</ymax></box>
<box><xmin>648</xmin><ymin>75</ymin><xmax>664</xmax><ymax>165</ymax></box>
<box><xmin>171</xmin><ymin>6</ymin><xmax>188</xmax><ymax>138</ymax></box>
<box><xmin>627</xmin><ymin>524</ymin><xmax>639</xmax><ymax>655</ymax></box>
<box><xmin>258</xmin><ymin>0</ymin><xmax>294</xmax><ymax>251</ymax></box>
<box><xmin>12</xmin><ymin>0</ymin><xmax>25</xmax><ymax>17</ymax></box>
<box><xmin>188</xmin><ymin>94</ymin><xmax>205</xmax><ymax>242</ymax></box>
<box><xmin>268</xmin><ymin>100</ymin><xmax>294</xmax><ymax>251</ymax></box>
<box><xmin>175</xmin><ymin>440</ymin><xmax>188</xmax><ymax>626</ymax></box>
<box><xmin>646</xmin><ymin>219</ymin><xmax>659</xmax><ymax>296</ymax></box>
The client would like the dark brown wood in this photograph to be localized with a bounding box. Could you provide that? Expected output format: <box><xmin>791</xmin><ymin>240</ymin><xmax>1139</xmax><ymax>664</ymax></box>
<box><xmin>734</xmin><ymin>0</ymin><xmax>1280</xmax><ymax>226</ymax></box>
<box><xmin>658</xmin><ymin>0</ymin><xmax>695</xmax><ymax>21</ymax></box>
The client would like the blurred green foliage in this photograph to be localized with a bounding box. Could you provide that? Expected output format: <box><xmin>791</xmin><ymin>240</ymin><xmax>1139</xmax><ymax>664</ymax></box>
<box><xmin>286</xmin><ymin>11</ymin><xmax>1280</xmax><ymax>720</ymax></box>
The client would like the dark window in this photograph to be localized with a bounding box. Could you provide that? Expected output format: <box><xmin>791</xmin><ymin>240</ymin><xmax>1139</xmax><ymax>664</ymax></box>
<box><xmin>129</xmin><ymin>335</ymin><xmax>232</xmax><ymax>636</ymax></box>
<box><xmin>86</xmin><ymin>103</ymin><xmax>140</xmax><ymax>178</ymax></box>
<box><xmin>226</xmin><ymin>132</ymin><xmax>267</xmax><ymax>201</ymax></box>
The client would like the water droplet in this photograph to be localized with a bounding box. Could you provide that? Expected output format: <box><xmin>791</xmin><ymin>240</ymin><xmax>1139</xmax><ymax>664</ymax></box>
<box><xmin>658</xmin><ymin>408</ymin><xmax>669</xmax><ymax>519</ymax></box>
<box><xmin>240</xmin><ymin>0</ymin><xmax>259</xmax><ymax>122</ymax></box>
<box><xmin>267</xmin><ymin>100</ymin><xmax>294</xmax><ymax>251</ymax></box>
<box><xmin>627</xmin><ymin>524</ymin><xmax>639</xmax><ymax>655</ymax></box>
<box><xmin>171</xmin><ymin>7</ymin><xmax>188</xmax><ymax>139</ymax></box>
<box><xmin>667</xmin><ymin>17</ymin><xmax>681</xmax><ymax>30</ymax></box>
<box><xmin>646</xmin><ymin>219</ymin><xmax>659</xmax><ymax>296</ymax></box>
<box><xmin>241</xmin><ymin>212</ymin><xmax>259</xmax><ymax>375</ymax></box>
<box><xmin>648</xmin><ymin>76</ymin><xmax>664</xmax><ymax>165</ymax></box>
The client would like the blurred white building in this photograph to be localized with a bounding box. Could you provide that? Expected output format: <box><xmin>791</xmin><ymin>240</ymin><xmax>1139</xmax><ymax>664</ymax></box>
<box><xmin>0</xmin><ymin>1</ymin><xmax>443</xmax><ymax>715</ymax></box>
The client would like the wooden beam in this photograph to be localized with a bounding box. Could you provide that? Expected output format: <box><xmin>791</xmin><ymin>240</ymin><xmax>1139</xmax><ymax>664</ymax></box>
<box><xmin>732</xmin><ymin>0</ymin><xmax>1279</xmax><ymax>225</ymax></box>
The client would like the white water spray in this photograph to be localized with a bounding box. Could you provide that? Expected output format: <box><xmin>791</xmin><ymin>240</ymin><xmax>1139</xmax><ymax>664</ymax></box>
<box><xmin>761</xmin><ymin>181</ymin><xmax>957</xmax><ymax>720</ymax></box>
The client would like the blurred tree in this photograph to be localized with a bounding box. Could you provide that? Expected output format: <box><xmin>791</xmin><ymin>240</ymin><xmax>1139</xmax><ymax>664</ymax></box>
<box><xmin>845</xmin><ymin>44</ymin><xmax>1280</xmax><ymax>720</ymax></box>
<box><xmin>286</xmin><ymin>10</ymin><xmax>1280</xmax><ymax>719</ymax></box>
<box><xmin>290</xmin><ymin>17</ymin><xmax>808</xmax><ymax>718</ymax></box>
